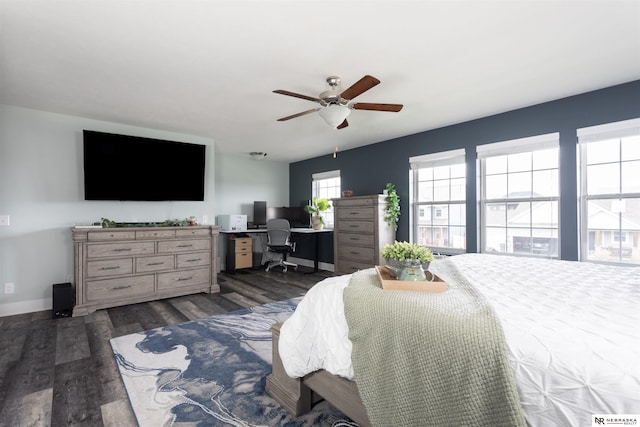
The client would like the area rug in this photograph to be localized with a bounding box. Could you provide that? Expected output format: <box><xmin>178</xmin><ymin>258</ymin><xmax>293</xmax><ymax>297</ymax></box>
<box><xmin>110</xmin><ymin>298</ymin><xmax>357</xmax><ymax>427</ymax></box>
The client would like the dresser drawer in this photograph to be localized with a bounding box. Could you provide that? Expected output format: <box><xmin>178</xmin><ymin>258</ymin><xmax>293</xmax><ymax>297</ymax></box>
<box><xmin>337</xmin><ymin>220</ymin><xmax>374</xmax><ymax>234</ymax></box>
<box><xmin>337</xmin><ymin>232</ymin><xmax>375</xmax><ymax>247</ymax></box>
<box><xmin>158</xmin><ymin>239</ymin><xmax>210</xmax><ymax>253</ymax></box>
<box><xmin>337</xmin><ymin>207</ymin><xmax>374</xmax><ymax>220</ymax></box>
<box><xmin>86</xmin><ymin>275</ymin><xmax>154</xmax><ymax>301</ymax></box>
<box><xmin>334</xmin><ymin>197</ymin><xmax>375</xmax><ymax>208</ymax></box>
<box><xmin>338</xmin><ymin>259</ymin><xmax>374</xmax><ymax>274</ymax></box>
<box><xmin>158</xmin><ymin>268</ymin><xmax>210</xmax><ymax>290</ymax></box>
<box><xmin>234</xmin><ymin>252</ymin><xmax>253</xmax><ymax>269</ymax></box>
<box><xmin>338</xmin><ymin>245</ymin><xmax>375</xmax><ymax>262</ymax></box>
<box><xmin>136</xmin><ymin>229</ymin><xmax>176</xmax><ymax>239</ymax></box>
<box><xmin>88</xmin><ymin>231</ymin><xmax>136</xmax><ymax>241</ymax></box>
<box><xmin>87</xmin><ymin>258</ymin><xmax>133</xmax><ymax>278</ymax></box>
<box><xmin>233</xmin><ymin>237</ymin><xmax>252</xmax><ymax>252</ymax></box>
<box><xmin>176</xmin><ymin>228</ymin><xmax>211</xmax><ymax>237</ymax></box>
<box><xmin>177</xmin><ymin>252</ymin><xmax>210</xmax><ymax>268</ymax></box>
<box><xmin>136</xmin><ymin>255</ymin><xmax>175</xmax><ymax>272</ymax></box>
<box><xmin>88</xmin><ymin>242</ymin><xmax>155</xmax><ymax>258</ymax></box>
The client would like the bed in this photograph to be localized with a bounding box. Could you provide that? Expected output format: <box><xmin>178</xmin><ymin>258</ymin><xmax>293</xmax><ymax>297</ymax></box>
<box><xmin>265</xmin><ymin>253</ymin><xmax>640</xmax><ymax>426</ymax></box>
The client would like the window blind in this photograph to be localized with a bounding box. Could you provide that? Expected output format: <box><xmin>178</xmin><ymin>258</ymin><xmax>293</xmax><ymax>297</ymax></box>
<box><xmin>476</xmin><ymin>132</ymin><xmax>559</xmax><ymax>158</ymax></box>
<box><xmin>409</xmin><ymin>148</ymin><xmax>465</xmax><ymax>169</ymax></box>
<box><xmin>312</xmin><ymin>170</ymin><xmax>340</xmax><ymax>180</ymax></box>
<box><xmin>577</xmin><ymin>118</ymin><xmax>640</xmax><ymax>144</ymax></box>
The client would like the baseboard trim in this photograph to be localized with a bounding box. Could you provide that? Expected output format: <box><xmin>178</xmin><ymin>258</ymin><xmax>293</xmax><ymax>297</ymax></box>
<box><xmin>0</xmin><ymin>298</ymin><xmax>51</xmax><ymax>317</ymax></box>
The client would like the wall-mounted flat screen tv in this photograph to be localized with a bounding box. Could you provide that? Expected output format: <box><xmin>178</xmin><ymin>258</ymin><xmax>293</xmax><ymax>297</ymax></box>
<box><xmin>83</xmin><ymin>130</ymin><xmax>206</xmax><ymax>201</ymax></box>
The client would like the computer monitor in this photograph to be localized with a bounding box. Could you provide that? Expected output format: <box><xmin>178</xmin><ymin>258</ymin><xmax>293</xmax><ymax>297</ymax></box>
<box><xmin>253</xmin><ymin>201</ymin><xmax>267</xmax><ymax>227</ymax></box>
<box><xmin>266</xmin><ymin>206</ymin><xmax>310</xmax><ymax>228</ymax></box>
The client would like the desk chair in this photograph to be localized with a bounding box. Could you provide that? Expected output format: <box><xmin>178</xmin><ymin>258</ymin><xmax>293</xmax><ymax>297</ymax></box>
<box><xmin>265</xmin><ymin>219</ymin><xmax>297</xmax><ymax>272</ymax></box>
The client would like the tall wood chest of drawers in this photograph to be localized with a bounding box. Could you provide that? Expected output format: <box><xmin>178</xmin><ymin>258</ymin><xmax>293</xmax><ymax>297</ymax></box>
<box><xmin>72</xmin><ymin>225</ymin><xmax>220</xmax><ymax>316</ymax></box>
<box><xmin>332</xmin><ymin>195</ymin><xmax>396</xmax><ymax>274</ymax></box>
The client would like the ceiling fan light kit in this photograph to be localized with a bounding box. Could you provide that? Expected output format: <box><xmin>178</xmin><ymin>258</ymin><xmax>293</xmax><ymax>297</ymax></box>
<box><xmin>319</xmin><ymin>104</ymin><xmax>351</xmax><ymax>127</ymax></box>
<box><xmin>274</xmin><ymin>75</ymin><xmax>403</xmax><ymax>129</ymax></box>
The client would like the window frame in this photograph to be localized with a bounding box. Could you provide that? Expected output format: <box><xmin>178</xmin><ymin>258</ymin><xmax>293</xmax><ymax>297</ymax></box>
<box><xmin>578</xmin><ymin>118</ymin><xmax>640</xmax><ymax>265</ymax></box>
<box><xmin>311</xmin><ymin>170</ymin><xmax>341</xmax><ymax>228</ymax></box>
<box><xmin>409</xmin><ymin>149</ymin><xmax>467</xmax><ymax>255</ymax></box>
<box><xmin>477</xmin><ymin>133</ymin><xmax>560</xmax><ymax>258</ymax></box>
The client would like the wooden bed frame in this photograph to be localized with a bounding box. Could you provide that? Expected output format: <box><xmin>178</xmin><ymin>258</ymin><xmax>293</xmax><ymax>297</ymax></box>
<box><xmin>265</xmin><ymin>322</ymin><xmax>371</xmax><ymax>427</ymax></box>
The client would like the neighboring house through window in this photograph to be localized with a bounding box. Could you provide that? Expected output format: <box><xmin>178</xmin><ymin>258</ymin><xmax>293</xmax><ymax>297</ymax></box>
<box><xmin>477</xmin><ymin>133</ymin><xmax>560</xmax><ymax>257</ymax></box>
<box><xmin>578</xmin><ymin>118</ymin><xmax>640</xmax><ymax>264</ymax></box>
<box><xmin>410</xmin><ymin>149</ymin><xmax>466</xmax><ymax>253</ymax></box>
<box><xmin>311</xmin><ymin>170</ymin><xmax>340</xmax><ymax>228</ymax></box>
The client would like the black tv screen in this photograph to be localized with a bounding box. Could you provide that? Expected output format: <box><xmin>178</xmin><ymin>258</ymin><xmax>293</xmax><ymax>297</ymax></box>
<box><xmin>83</xmin><ymin>130</ymin><xmax>206</xmax><ymax>201</ymax></box>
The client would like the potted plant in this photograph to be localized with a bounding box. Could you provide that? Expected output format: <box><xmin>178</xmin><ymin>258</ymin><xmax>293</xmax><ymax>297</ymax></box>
<box><xmin>383</xmin><ymin>182</ymin><xmax>400</xmax><ymax>230</ymax></box>
<box><xmin>304</xmin><ymin>197</ymin><xmax>331</xmax><ymax>230</ymax></box>
<box><xmin>381</xmin><ymin>241</ymin><xmax>434</xmax><ymax>281</ymax></box>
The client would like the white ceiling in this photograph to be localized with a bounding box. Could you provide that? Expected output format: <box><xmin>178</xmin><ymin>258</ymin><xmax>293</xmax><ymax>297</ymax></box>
<box><xmin>1</xmin><ymin>1</ymin><xmax>639</xmax><ymax>162</ymax></box>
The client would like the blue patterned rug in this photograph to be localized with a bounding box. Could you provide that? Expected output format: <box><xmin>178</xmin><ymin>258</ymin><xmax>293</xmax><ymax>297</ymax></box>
<box><xmin>110</xmin><ymin>298</ymin><xmax>356</xmax><ymax>426</ymax></box>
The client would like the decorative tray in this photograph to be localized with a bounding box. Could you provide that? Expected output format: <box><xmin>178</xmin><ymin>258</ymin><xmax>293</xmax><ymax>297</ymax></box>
<box><xmin>375</xmin><ymin>265</ymin><xmax>449</xmax><ymax>292</ymax></box>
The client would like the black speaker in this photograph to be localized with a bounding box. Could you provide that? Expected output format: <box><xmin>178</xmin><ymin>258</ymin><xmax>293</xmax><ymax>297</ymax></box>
<box><xmin>52</xmin><ymin>282</ymin><xmax>74</xmax><ymax>318</ymax></box>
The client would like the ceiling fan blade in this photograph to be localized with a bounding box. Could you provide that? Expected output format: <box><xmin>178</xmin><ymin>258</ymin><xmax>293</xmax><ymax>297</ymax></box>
<box><xmin>337</xmin><ymin>119</ymin><xmax>349</xmax><ymax>129</ymax></box>
<box><xmin>340</xmin><ymin>75</ymin><xmax>380</xmax><ymax>100</ymax></box>
<box><xmin>352</xmin><ymin>102</ymin><xmax>403</xmax><ymax>112</ymax></box>
<box><xmin>273</xmin><ymin>90</ymin><xmax>321</xmax><ymax>103</ymax></box>
<box><xmin>276</xmin><ymin>108</ymin><xmax>320</xmax><ymax>121</ymax></box>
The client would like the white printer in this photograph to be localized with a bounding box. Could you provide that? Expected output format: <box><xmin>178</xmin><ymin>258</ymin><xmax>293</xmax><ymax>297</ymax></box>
<box><xmin>217</xmin><ymin>214</ymin><xmax>247</xmax><ymax>231</ymax></box>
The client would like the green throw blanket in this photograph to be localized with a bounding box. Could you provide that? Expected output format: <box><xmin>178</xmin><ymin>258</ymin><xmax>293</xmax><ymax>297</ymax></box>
<box><xmin>343</xmin><ymin>259</ymin><xmax>526</xmax><ymax>427</ymax></box>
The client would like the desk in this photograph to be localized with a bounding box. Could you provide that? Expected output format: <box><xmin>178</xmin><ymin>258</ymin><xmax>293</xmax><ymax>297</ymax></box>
<box><xmin>220</xmin><ymin>228</ymin><xmax>331</xmax><ymax>272</ymax></box>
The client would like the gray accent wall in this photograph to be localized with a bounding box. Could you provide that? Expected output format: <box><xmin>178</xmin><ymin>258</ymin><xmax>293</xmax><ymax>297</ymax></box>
<box><xmin>290</xmin><ymin>80</ymin><xmax>640</xmax><ymax>261</ymax></box>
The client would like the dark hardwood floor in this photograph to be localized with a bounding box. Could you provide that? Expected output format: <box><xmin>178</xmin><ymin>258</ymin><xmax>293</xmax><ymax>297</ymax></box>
<box><xmin>0</xmin><ymin>267</ymin><xmax>332</xmax><ymax>427</ymax></box>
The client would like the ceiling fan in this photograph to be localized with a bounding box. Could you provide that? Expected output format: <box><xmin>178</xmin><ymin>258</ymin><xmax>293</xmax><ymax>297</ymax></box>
<box><xmin>273</xmin><ymin>75</ymin><xmax>403</xmax><ymax>129</ymax></box>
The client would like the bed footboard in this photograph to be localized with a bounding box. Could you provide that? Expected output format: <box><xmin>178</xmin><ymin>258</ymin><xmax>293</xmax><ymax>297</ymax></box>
<box><xmin>266</xmin><ymin>322</ymin><xmax>371</xmax><ymax>427</ymax></box>
<box><xmin>266</xmin><ymin>322</ymin><xmax>312</xmax><ymax>415</ymax></box>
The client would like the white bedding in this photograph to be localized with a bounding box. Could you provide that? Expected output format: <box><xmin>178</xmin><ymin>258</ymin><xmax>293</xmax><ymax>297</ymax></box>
<box><xmin>278</xmin><ymin>254</ymin><xmax>640</xmax><ymax>427</ymax></box>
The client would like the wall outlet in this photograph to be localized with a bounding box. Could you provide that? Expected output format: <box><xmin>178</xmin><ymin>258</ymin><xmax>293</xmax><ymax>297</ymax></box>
<box><xmin>4</xmin><ymin>283</ymin><xmax>15</xmax><ymax>294</ymax></box>
<box><xmin>202</xmin><ymin>215</ymin><xmax>209</xmax><ymax>224</ymax></box>
<box><xmin>0</xmin><ymin>215</ymin><xmax>9</xmax><ymax>226</ymax></box>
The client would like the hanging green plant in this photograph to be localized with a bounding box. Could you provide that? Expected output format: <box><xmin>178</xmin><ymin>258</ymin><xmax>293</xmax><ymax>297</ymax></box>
<box><xmin>384</xmin><ymin>182</ymin><xmax>400</xmax><ymax>230</ymax></box>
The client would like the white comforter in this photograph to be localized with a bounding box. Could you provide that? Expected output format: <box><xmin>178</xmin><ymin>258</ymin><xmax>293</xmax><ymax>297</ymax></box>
<box><xmin>278</xmin><ymin>254</ymin><xmax>640</xmax><ymax>427</ymax></box>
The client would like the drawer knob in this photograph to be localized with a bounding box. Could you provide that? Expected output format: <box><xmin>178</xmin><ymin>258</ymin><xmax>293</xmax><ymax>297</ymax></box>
<box><xmin>185</xmin><ymin>258</ymin><xmax>201</xmax><ymax>262</ymax></box>
<box><xmin>113</xmin><ymin>248</ymin><xmax>132</xmax><ymax>252</ymax></box>
<box><xmin>177</xmin><ymin>276</ymin><xmax>193</xmax><ymax>281</ymax></box>
<box><xmin>147</xmin><ymin>262</ymin><xmax>164</xmax><ymax>266</ymax></box>
<box><xmin>113</xmin><ymin>285</ymin><xmax>132</xmax><ymax>290</ymax></box>
<box><xmin>177</xmin><ymin>244</ymin><xmax>194</xmax><ymax>248</ymax></box>
<box><xmin>99</xmin><ymin>266</ymin><xmax>120</xmax><ymax>271</ymax></box>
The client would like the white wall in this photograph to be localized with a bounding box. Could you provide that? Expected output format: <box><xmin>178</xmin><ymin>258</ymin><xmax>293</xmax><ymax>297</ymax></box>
<box><xmin>0</xmin><ymin>105</ymin><xmax>289</xmax><ymax>316</ymax></box>
<box><xmin>214</xmin><ymin>149</ymin><xmax>289</xmax><ymax>222</ymax></box>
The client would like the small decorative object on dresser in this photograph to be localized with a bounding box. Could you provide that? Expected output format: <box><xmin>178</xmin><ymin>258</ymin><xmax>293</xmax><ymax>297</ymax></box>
<box><xmin>383</xmin><ymin>182</ymin><xmax>400</xmax><ymax>231</ymax></box>
<box><xmin>71</xmin><ymin>225</ymin><xmax>220</xmax><ymax>316</ymax></box>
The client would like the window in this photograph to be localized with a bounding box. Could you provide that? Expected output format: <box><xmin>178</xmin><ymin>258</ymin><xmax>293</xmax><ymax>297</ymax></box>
<box><xmin>410</xmin><ymin>149</ymin><xmax>466</xmax><ymax>253</ymax></box>
<box><xmin>477</xmin><ymin>133</ymin><xmax>560</xmax><ymax>257</ymax></box>
<box><xmin>578</xmin><ymin>118</ymin><xmax>640</xmax><ymax>264</ymax></box>
<box><xmin>311</xmin><ymin>170</ymin><xmax>340</xmax><ymax>228</ymax></box>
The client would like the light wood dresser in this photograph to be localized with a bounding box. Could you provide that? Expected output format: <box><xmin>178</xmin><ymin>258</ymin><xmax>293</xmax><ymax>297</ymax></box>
<box><xmin>332</xmin><ymin>194</ymin><xmax>396</xmax><ymax>274</ymax></box>
<box><xmin>72</xmin><ymin>225</ymin><xmax>220</xmax><ymax>316</ymax></box>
